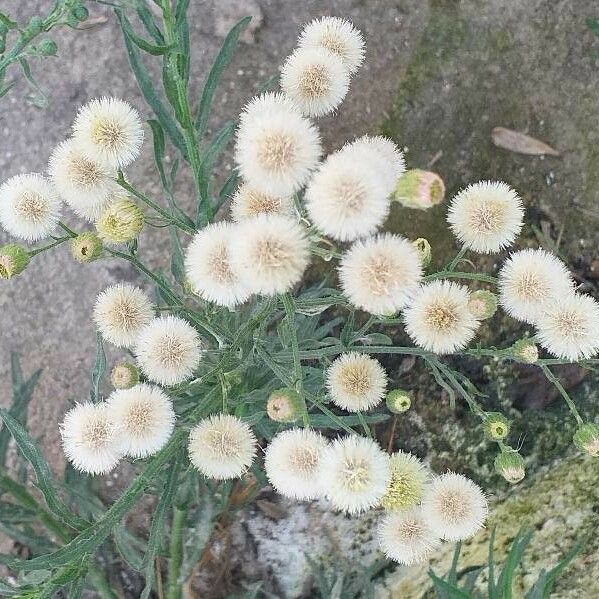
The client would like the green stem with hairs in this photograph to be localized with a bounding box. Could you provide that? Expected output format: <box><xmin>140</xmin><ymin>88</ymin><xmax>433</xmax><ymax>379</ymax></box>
<box><xmin>539</xmin><ymin>364</ymin><xmax>584</xmax><ymax>425</ymax></box>
<box><xmin>166</xmin><ymin>507</ymin><xmax>186</xmax><ymax>599</ymax></box>
<box><xmin>423</xmin><ymin>270</ymin><xmax>498</xmax><ymax>285</ymax></box>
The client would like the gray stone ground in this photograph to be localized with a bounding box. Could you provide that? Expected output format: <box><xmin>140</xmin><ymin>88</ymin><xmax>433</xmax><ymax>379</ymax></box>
<box><xmin>1</xmin><ymin>0</ymin><xmax>599</xmax><ymax>596</ymax></box>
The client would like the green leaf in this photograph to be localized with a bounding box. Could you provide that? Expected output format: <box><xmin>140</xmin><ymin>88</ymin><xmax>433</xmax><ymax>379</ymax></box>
<box><xmin>428</xmin><ymin>570</ymin><xmax>472</xmax><ymax>598</ymax></box>
<box><xmin>136</xmin><ymin>4</ymin><xmax>165</xmax><ymax>44</ymax></box>
<box><xmin>497</xmin><ymin>530</ymin><xmax>533</xmax><ymax>599</ymax></box>
<box><xmin>170</xmin><ymin>227</ymin><xmax>186</xmax><ymax>286</ymax></box>
<box><xmin>175</xmin><ymin>0</ymin><xmax>191</xmax><ymax>83</ymax></box>
<box><xmin>148</xmin><ymin>118</ymin><xmax>169</xmax><ymax>189</ymax></box>
<box><xmin>117</xmin><ymin>22</ymin><xmax>173</xmax><ymax>55</ymax></box>
<box><xmin>162</xmin><ymin>51</ymin><xmax>185</xmax><ymax>124</ymax></box>
<box><xmin>195</xmin><ymin>17</ymin><xmax>251</xmax><ymax>137</ymax></box>
<box><xmin>0</xmin><ymin>12</ymin><xmax>18</xmax><ymax>29</ymax></box>
<box><xmin>114</xmin><ymin>524</ymin><xmax>145</xmax><ymax>571</ymax></box>
<box><xmin>180</xmin><ymin>491</ymin><xmax>216</xmax><ymax>581</ymax></box>
<box><xmin>90</xmin><ymin>333</ymin><xmax>106</xmax><ymax>403</ymax></box>
<box><xmin>17</xmin><ymin>57</ymin><xmax>48</xmax><ymax>109</ymax></box>
<box><xmin>586</xmin><ymin>17</ymin><xmax>599</xmax><ymax>37</ymax></box>
<box><xmin>140</xmin><ymin>459</ymin><xmax>182</xmax><ymax>599</ymax></box>
<box><xmin>0</xmin><ymin>354</ymin><xmax>41</xmax><ymax>465</ymax></box>
<box><xmin>0</xmin><ymin>408</ymin><xmax>89</xmax><ymax>532</ymax></box>
<box><xmin>488</xmin><ymin>526</ymin><xmax>496</xmax><ymax>597</ymax></box>
<box><xmin>0</xmin><ymin>521</ymin><xmax>55</xmax><ymax>554</ymax></box>
<box><xmin>4</xmin><ymin>430</ymin><xmax>188</xmax><ymax>573</ymax></box>
<box><xmin>116</xmin><ymin>10</ymin><xmax>186</xmax><ymax>155</ymax></box>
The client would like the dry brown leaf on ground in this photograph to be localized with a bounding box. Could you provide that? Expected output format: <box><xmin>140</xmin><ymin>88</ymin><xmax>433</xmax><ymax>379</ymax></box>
<box><xmin>491</xmin><ymin>127</ymin><xmax>560</xmax><ymax>156</ymax></box>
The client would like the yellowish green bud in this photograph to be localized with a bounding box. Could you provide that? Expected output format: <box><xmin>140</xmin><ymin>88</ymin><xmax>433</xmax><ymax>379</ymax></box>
<box><xmin>468</xmin><ymin>290</ymin><xmax>498</xmax><ymax>320</ymax></box>
<box><xmin>267</xmin><ymin>388</ymin><xmax>304</xmax><ymax>423</ymax></box>
<box><xmin>110</xmin><ymin>362</ymin><xmax>140</xmax><ymax>390</ymax></box>
<box><xmin>96</xmin><ymin>197</ymin><xmax>145</xmax><ymax>244</ymax></box>
<box><xmin>494</xmin><ymin>450</ymin><xmax>525</xmax><ymax>483</ymax></box>
<box><xmin>573</xmin><ymin>423</ymin><xmax>599</xmax><ymax>457</ymax></box>
<box><xmin>386</xmin><ymin>389</ymin><xmax>412</xmax><ymax>413</ymax></box>
<box><xmin>484</xmin><ymin>412</ymin><xmax>510</xmax><ymax>440</ymax></box>
<box><xmin>0</xmin><ymin>245</ymin><xmax>30</xmax><ymax>279</ymax></box>
<box><xmin>511</xmin><ymin>338</ymin><xmax>539</xmax><ymax>364</ymax></box>
<box><xmin>392</xmin><ymin>169</ymin><xmax>445</xmax><ymax>210</ymax></box>
<box><xmin>71</xmin><ymin>232</ymin><xmax>103</xmax><ymax>263</ymax></box>
<box><xmin>412</xmin><ymin>238</ymin><xmax>432</xmax><ymax>268</ymax></box>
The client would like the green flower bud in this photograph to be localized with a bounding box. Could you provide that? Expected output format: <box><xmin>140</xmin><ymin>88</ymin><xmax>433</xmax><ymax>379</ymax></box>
<box><xmin>386</xmin><ymin>389</ymin><xmax>412</xmax><ymax>414</ymax></box>
<box><xmin>412</xmin><ymin>238</ymin><xmax>432</xmax><ymax>268</ymax></box>
<box><xmin>267</xmin><ymin>388</ymin><xmax>304</xmax><ymax>423</ymax></box>
<box><xmin>484</xmin><ymin>412</ymin><xmax>510</xmax><ymax>441</ymax></box>
<box><xmin>0</xmin><ymin>245</ymin><xmax>30</xmax><ymax>279</ymax></box>
<box><xmin>71</xmin><ymin>5</ymin><xmax>89</xmax><ymax>22</ymax></box>
<box><xmin>494</xmin><ymin>450</ymin><xmax>525</xmax><ymax>483</ymax></box>
<box><xmin>70</xmin><ymin>232</ymin><xmax>103</xmax><ymax>263</ymax></box>
<box><xmin>110</xmin><ymin>362</ymin><xmax>139</xmax><ymax>390</ymax></box>
<box><xmin>96</xmin><ymin>197</ymin><xmax>145</xmax><ymax>244</ymax></box>
<box><xmin>573</xmin><ymin>423</ymin><xmax>599</xmax><ymax>457</ymax></box>
<box><xmin>35</xmin><ymin>38</ymin><xmax>58</xmax><ymax>57</ymax></box>
<box><xmin>392</xmin><ymin>169</ymin><xmax>445</xmax><ymax>210</ymax></box>
<box><xmin>511</xmin><ymin>338</ymin><xmax>539</xmax><ymax>364</ymax></box>
<box><xmin>468</xmin><ymin>290</ymin><xmax>498</xmax><ymax>320</ymax></box>
<box><xmin>27</xmin><ymin>16</ymin><xmax>44</xmax><ymax>35</ymax></box>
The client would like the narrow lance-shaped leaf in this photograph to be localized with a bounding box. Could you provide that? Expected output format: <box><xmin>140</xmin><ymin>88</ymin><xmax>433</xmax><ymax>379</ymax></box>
<box><xmin>0</xmin><ymin>408</ymin><xmax>89</xmax><ymax>532</ymax></box>
<box><xmin>90</xmin><ymin>333</ymin><xmax>106</xmax><ymax>403</ymax></box>
<box><xmin>136</xmin><ymin>3</ymin><xmax>165</xmax><ymax>44</ymax></box>
<box><xmin>116</xmin><ymin>9</ymin><xmax>187</xmax><ymax>156</ymax></box>
<box><xmin>195</xmin><ymin>17</ymin><xmax>251</xmax><ymax>137</ymax></box>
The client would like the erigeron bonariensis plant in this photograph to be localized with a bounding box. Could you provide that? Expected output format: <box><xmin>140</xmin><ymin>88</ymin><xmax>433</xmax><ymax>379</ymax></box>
<box><xmin>0</xmin><ymin>4</ymin><xmax>598</xmax><ymax>596</ymax></box>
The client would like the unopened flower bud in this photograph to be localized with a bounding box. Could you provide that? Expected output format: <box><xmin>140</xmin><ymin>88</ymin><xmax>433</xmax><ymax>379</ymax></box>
<box><xmin>573</xmin><ymin>423</ymin><xmax>599</xmax><ymax>457</ymax></box>
<box><xmin>71</xmin><ymin>232</ymin><xmax>103</xmax><ymax>263</ymax></box>
<box><xmin>0</xmin><ymin>245</ymin><xmax>30</xmax><ymax>279</ymax></box>
<box><xmin>468</xmin><ymin>290</ymin><xmax>498</xmax><ymax>320</ymax></box>
<box><xmin>27</xmin><ymin>16</ymin><xmax>44</xmax><ymax>35</ymax></box>
<box><xmin>483</xmin><ymin>412</ymin><xmax>510</xmax><ymax>440</ymax></box>
<box><xmin>511</xmin><ymin>338</ymin><xmax>539</xmax><ymax>364</ymax></box>
<box><xmin>267</xmin><ymin>388</ymin><xmax>304</xmax><ymax>423</ymax></box>
<box><xmin>96</xmin><ymin>197</ymin><xmax>144</xmax><ymax>244</ymax></box>
<box><xmin>412</xmin><ymin>238</ymin><xmax>432</xmax><ymax>268</ymax></box>
<box><xmin>494</xmin><ymin>450</ymin><xmax>525</xmax><ymax>483</ymax></box>
<box><xmin>71</xmin><ymin>5</ymin><xmax>89</xmax><ymax>22</ymax></box>
<box><xmin>110</xmin><ymin>362</ymin><xmax>139</xmax><ymax>390</ymax></box>
<box><xmin>386</xmin><ymin>389</ymin><xmax>412</xmax><ymax>414</ymax></box>
<box><xmin>37</xmin><ymin>38</ymin><xmax>58</xmax><ymax>56</ymax></box>
<box><xmin>392</xmin><ymin>169</ymin><xmax>445</xmax><ymax>210</ymax></box>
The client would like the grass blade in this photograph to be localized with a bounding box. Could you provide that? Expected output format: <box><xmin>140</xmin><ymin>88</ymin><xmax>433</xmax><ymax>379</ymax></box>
<box><xmin>90</xmin><ymin>333</ymin><xmax>106</xmax><ymax>403</ymax></box>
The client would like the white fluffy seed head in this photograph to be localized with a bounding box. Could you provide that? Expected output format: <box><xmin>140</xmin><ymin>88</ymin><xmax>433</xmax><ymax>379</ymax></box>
<box><xmin>280</xmin><ymin>46</ymin><xmax>350</xmax><ymax>117</ymax></box>
<box><xmin>535</xmin><ymin>293</ymin><xmax>599</xmax><ymax>361</ymax></box>
<box><xmin>404</xmin><ymin>280</ymin><xmax>481</xmax><ymax>354</ymax></box>
<box><xmin>230</xmin><ymin>214</ymin><xmax>310</xmax><ymax>295</ymax></box>
<box><xmin>498</xmin><ymin>249</ymin><xmax>575</xmax><ymax>324</ymax></box>
<box><xmin>421</xmin><ymin>472</ymin><xmax>488</xmax><ymax>541</ymax></box>
<box><xmin>305</xmin><ymin>150</ymin><xmax>390</xmax><ymax>242</ymax></box>
<box><xmin>381</xmin><ymin>451</ymin><xmax>429</xmax><ymax>511</ymax></box>
<box><xmin>188</xmin><ymin>414</ymin><xmax>257</xmax><ymax>480</ymax></box>
<box><xmin>339</xmin><ymin>234</ymin><xmax>423</xmax><ymax>315</ymax></box>
<box><xmin>72</xmin><ymin>97</ymin><xmax>144</xmax><ymax>169</ymax></box>
<box><xmin>377</xmin><ymin>508</ymin><xmax>441</xmax><ymax>565</ymax></box>
<box><xmin>298</xmin><ymin>17</ymin><xmax>365</xmax><ymax>74</ymax></box>
<box><xmin>48</xmin><ymin>139</ymin><xmax>118</xmax><ymax>221</ymax></box>
<box><xmin>447</xmin><ymin>181</ymin><xmax>524</xmax><ymax>254</ymax></box>
<box><xmin>93</xmin><ymin>283</ymin><xmax>154</xmax><ymax>348</ymax></box>
<box><xmin>134</xmin><ymin>315</ymin><xmax>202</xmax><ymax>386</ymax></box>
<box><xmin>0</xmin><ymin>174</ymin><xmax>61</xmax><ymax>242</ymax></box>
<box><xmin>230</xmin><ymin>183</ymin><xmax>295</xmax><ymax>221</ymax></box>
<box><xmin>340</xmin><ymin>136</ymin><xmax>406</xmax><ymax>195</ymax></box>
<box><xmin>318</xmin><ymin>435</ymin><xmax>390</xmax><ymax>514</ymax></box>
<box><xmin>107</xmin><ymin>383</ymin><xmax>175</xmax><ymax>458</ymax></box>
<box><xmin>326</xmin><ymin>352</ymin><xmax>387</xmax><ymax>412</ymax></box>
<box><xmin>264</xmin><ymin>428</ymin><xmax>329</xmax><ymax>500</ymax></box>
<box><xmin>184</xmin><ymin>221</ymin><xmax>251</xmax><ymax>308</ymax></box>
<box><xmin>235</xmin><ymin>92</ymin><xmax>322</xmax><ymax>197</ymax></box>
<box><xmin>60</xmin><ymin>402</ymin><xmax>124</xmax><ymax>475</ymax></box>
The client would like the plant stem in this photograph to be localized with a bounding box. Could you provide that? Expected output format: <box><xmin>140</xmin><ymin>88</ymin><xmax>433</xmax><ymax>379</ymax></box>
<box><xmin>166</xmin><ymin>507</ymin><xmax>186</xmax><ymax>599</ymax></box>
<box><xmin>445</xmin><ymin>246</ymin><xmax>468</xmax><ymax>271</ymax></box>
<box><xmin>28</xmin><ymin>236</ymin><xmax>70</xmax><ymax>257</ymax></box>
<box><xmin>423</xmin><ymin>271</ymin><xmax>498</xmax><ymax>285</ymax></box>
<box><xmin>87</xmin><ymin>568</ymin><xmax>119</xmax><ymax>599</ymax></box>
<box><xmin>539</xmin><ymin>364</ymin><xmax>584</xmax><ymax>425</ymax></box>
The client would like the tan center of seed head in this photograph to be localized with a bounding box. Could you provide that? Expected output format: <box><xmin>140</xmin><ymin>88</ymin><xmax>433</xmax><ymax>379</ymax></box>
<box><xmin>126</xmin><ymin>402</ymin><xmax>153</xmax><ymax>436</ymax></box>
<box><xmin>515</xmin><ymin>272</ymin><xmax>545</xmax><ymax>300</ymax></box>
<box><xmin>339</xmin><ymin>363</ymin><xmax>371</xmax><ymax>396</ymax></box>
<box><xmin>425</xmin><ymin>302</ymin><xmax>459</xmax><ymax>331</ymax></box>
<box><xmin>83</xmin><ymin>419</ymin><xmax>111</xmax><ymax>450</ymax></box>
<box><xmin>343</xmin><ymin>459</ymin><xmax>369</xmax><ymax>491</ymax></box>
<box><xmin>289</xmin><ymin>446</ymin><xmax>318</xmax><ymax>473</ymax></box>
<box><xmin>320</xmin><ymin>33</ymin><xmax>345</xmax><ymax>58</ymax></box>
<box><xmin>254</xmin><ymin>236</ymin><xmax>289</xmax><ymax>269</ymax></box>
<box><xmin>335</xmin><ymin>179</ymin><xmax>367</xmax><ymax>216</ymax></box>
<box><xmin>208</xmin><ymin>246</ymin><xmax>234</xmax><ymax>284</ymax></box>
<box><xmin>16</xmin><ymin>191</ymin><xmax>47</xmax><ymax>222</ymax></box>
<box><xmin>69</xmin><ymin>155</ymin><xmax>103</xmax><ymax>188</ymax></box>
<box><xmin>156</xmin><ymin>335</ymin><xmax>188</xmax><ymax>368</ymax></box>
<box><xmin>205</xmin><ymin>429</ymin><xmax>239</xmax><ymax>457</ymax></box>
<box><xmin>298</xmin><ymin>64</ymin><xmax>330</xmax><ymax>99</ymax></box>
<box><xmin>257</xmin><ymin>133</ymin><xmax>296</xmax><ymax>171</ymax></box>
<box><xmin>362</xmin><ymin>254</ymin><xmax>400</xmax><ymax>297</ymax></box>
<box><xmin>469</xmin><ymin>199</ymin><xmax>505</xmax><ymax>234</ymax></box>
<box><xmin>110</xmin><ymin>300</ymin><xmax>144</xmax><ymax>332</ymax></box>
<box><xmin>91</xmin><ymin>119</ymin><xmax>124</xmax><ymax>150</ymax></box>
<box><xmin>398</xmin><ymin>518</ymin><xmax>424</xmax><ymax>542</ymax></box>
<box><xmin>555</xmin><ymin>310</ymin><xmax>586</xmax><ymax>339</ymax></box>
<box><xmin>438</xmin><ymin>490</ymin><xmax>470</xmax><ymax>523</ymax></box>
<box><xmin>246</xmin><ymin>190</ymin><xmax>282</xmax><ymax>216</ymax></box>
